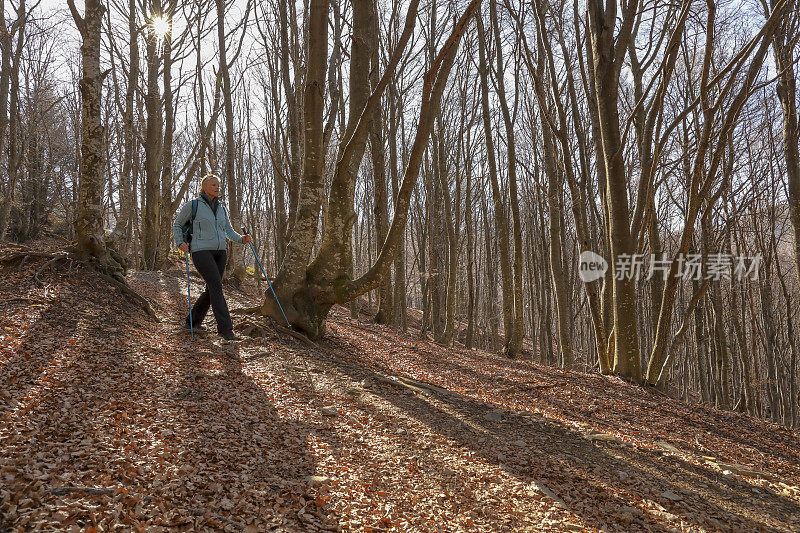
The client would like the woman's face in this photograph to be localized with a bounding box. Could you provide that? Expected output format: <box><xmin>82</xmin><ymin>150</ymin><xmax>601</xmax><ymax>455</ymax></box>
<box><xmin>203</xmin><ymin>177</ymin><xmax>220</xmax><ymax>199</ymax></box>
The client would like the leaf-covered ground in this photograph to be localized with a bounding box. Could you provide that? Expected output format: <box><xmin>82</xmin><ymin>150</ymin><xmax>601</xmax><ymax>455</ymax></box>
<box><xmin>1</xmin><ymin>242</ymin><xmax>799</xmax><ymax>532</ymax></box>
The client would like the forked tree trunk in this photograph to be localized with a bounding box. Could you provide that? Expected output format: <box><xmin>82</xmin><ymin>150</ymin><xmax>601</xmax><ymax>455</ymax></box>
<box><xmin>260</xmin><ymin>0</ymin><xmax>330</xmax><ymax>334</ymax></box>
<box><xmin>645</xmin><ymin>2</ymin><xmax>786</xmax><ymax>384</ymax></box>
<box><xmin>262</xmin><ymin>0</ymin><xmax>482</xmax><ymax>338</ymax></box>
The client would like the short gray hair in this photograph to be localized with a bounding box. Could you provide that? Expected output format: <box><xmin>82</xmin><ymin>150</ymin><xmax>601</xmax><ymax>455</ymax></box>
<box><xmin>201</xmin><ymin>173</ymin><xmax>220</xmax><ymax>189</ymax></box>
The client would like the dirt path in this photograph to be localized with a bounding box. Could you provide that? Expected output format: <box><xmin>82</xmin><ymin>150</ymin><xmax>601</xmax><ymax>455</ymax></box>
<box><xmin>1</xmin><ymin>251</ymin><xmax>799</xmax><ymax>531</ymax></box>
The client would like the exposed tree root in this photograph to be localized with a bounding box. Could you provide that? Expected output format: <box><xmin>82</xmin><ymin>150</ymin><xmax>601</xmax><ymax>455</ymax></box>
<box><xmin>95</xmin><ymin>272</ymin><xmax>158</xmax><ymax>320</ymax></box>
<box><xmin>230</xmin><ymin>305</ymin><xmax>261</xmax><ymax>315</ymax></box>
<box><xmin>0</xmin><ymin>250</ymin><xmax>66</xmax><ymax>263</ymax></box>
<box><xmin>33</xmin><ymin>254</ymin><xmax>70</xmax><ymax>285</ymax></box>
<box><xmin>275</xmin><ymin>324</ymin><xmax>318</xmax><ymax>347</ymax></box>
<box><xmin>68</xmin><ymin>236</ymin><xmax>128</xmax><ymax>283</ymax></box>
<box><xmin>233</xmin><ymin>309</ymin><xmax>317</xmax><ymax>347</ymax></box>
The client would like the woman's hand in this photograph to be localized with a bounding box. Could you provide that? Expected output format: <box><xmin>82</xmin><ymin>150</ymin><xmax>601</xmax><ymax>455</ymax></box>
<box><xmin>242</xmin><ymin>234</ymin><xmax>251</xmax><ymax>244</ymax></box>
<box><xmin>179</xmin><ymin>243</ymin><xmax>189</xmax><ymax>253</ymax></box>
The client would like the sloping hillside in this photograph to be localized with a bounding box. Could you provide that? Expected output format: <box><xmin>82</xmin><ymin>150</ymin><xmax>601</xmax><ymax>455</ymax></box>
<box><xmin>1</xmin><ymin>242</ymin><xmax>799</xmax><ymax>532</ymax></box>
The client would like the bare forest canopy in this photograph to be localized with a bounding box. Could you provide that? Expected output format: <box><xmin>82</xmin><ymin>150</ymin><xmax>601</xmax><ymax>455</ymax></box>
<box><xmin>0</xmin><ymin>0</ymin><xmax>799</xmax><ymax>430</ymax></box>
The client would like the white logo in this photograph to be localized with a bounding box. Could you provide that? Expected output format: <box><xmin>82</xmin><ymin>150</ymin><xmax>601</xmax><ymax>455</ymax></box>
<box><xmin>579</xmin><ymin>250</ymin><xmax>608</xmax><ymax>282</ymax></box>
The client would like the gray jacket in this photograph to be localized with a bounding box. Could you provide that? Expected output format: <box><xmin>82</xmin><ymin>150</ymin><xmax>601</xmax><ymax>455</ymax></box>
<box><xmin>173</xmin><ymin>195</ymin><xmax>243</xmax><ymax>252</ymax></box>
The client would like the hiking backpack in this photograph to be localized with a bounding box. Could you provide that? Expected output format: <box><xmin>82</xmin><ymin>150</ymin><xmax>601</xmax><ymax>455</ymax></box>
<box><xmin>180</xmin><ymin>199</ymin><xmax>199</xmax><ymax>248</ymax></box>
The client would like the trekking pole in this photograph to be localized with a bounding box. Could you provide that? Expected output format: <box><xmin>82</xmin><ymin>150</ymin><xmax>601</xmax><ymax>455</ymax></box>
<box><xmin>184</xmin><ymin>251</ymin><xmax>194</xmax><ymax>341</ymax></box>
<box><xmin>242</xmin><ymin>227</ymin><xmax>292</xmax><ymax>328</ymax></box>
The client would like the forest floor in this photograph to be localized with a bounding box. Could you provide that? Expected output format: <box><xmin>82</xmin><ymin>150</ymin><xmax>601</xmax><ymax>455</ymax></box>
<box><xmin>2</xmin><ymin>240</ymin><xmax>800</xmax><ymax>532</ymax></box>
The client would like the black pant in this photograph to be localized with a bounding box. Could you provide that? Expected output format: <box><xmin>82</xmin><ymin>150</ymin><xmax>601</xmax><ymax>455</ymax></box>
<box><xmin>187</xmin><ymin>250</ymin><xmax>233</xmax><ymax>334</ymax></box>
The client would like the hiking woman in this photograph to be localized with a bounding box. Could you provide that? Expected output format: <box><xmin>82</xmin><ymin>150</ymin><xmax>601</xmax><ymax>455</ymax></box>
<box><xmin>172</xmin><ymin>174</ymin><xmax>251</xmax><ymax>340</ymax></box>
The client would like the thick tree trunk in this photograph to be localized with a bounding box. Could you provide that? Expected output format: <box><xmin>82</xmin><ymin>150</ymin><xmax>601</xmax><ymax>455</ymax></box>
<box><xmin>68</xmin><ymin>0</ymin><xmax>125</xmax><ymax>278</ymax></box>
<box><xmin>141</xmin><ymin>1</ymin><xmax>163</xmax><ymax>270</ymax></box>
<box><xmin>262</xmin><ymin>0</ymin><xmax>330</xmax><ymax>334</ymax></box>
<box><xmin>263</xmin><ymin>0</ymin><xmax>481</xmax><ymax>338</ymax></box>
<box><xmin>0</xmin><ymin>0</ymin><xmax>23</xmax><ymax>241</ymax></box>
<box><xmin>306</xmin><ymin>0</ymin><xmax>374</xmax><ymax>286</ymax></box>
<box><xmin>585</xmin><ymin>0</ymin><xmax>645</xmax><ymax>381</ymax></box>
<box><xmin>371</xmin><ymin>0</ymin><xmax>393</xmax><ymax>325</ymax></box>
<box><xmin>593</xmin><ymin>53</ymin><xmax>641</xmax><ymax>380</ymax></box>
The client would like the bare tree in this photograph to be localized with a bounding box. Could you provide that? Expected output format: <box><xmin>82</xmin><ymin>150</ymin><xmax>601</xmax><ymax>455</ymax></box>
<box><xmin>260</xmin><ymin>0</ymin><xmax>482</xmax><ymax>337</ymax></box>
<box><xmin>476</xmin><ymin>10</ymin><xmax>514</xmax><ymax>356</ymax></box>
<box><xmin>67</xmin><ymin>0</ymin><xmax>125</xmax><ymax>277</ymax></box>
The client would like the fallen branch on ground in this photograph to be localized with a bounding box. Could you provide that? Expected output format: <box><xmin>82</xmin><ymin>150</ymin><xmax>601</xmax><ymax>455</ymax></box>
<box><xmin>494</xmin><ymin>381</ymin><xmax>568</xmax><ymax>393</ymax></box>
<box><xmin>46</xmin><ymin>486</ymin><xmax>117</xmax><ymax>497</ymax></box>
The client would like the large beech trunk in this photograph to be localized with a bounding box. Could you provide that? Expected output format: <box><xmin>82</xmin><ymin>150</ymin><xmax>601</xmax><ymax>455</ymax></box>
<box><xmin>141</xmin><ymin>1</ymin><xmax>163</xmax><ymax>270</ymax></box>
<box><xmin>261</xmin><ymin>0</ymin><xmax>482</xmax><ymax>338</ymax></box>
<box><xmin>586</xmin><ymin>0</ymin><xmax>642</xmax><ymax>381</ymax></box>
<box><xmin>68</xmin><ymin>0</ymin><xmax>125</xmax><ymax>278</ymax></box>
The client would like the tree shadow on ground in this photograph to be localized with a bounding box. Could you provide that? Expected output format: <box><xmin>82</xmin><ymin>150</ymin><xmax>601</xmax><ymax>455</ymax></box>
<box><xmin>0</xmin><ymin>269</ymin><xmax>331</xmax><ymax>531</ymax></box>
<box><xmin>330</xmin><ymin>314</ymin><xmax>800</xmax><ymax>475</ymax></box>
<box><xmin>309</xmin><ymin>334</ymin><xmax>800</xmax><ymax>532</ymax></box>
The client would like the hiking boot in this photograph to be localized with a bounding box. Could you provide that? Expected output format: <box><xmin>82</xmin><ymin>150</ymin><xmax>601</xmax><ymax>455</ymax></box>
<box><xmin>184</xmin><ymin>322</ymin><xmax>206</xmax><ymax>331</ymax></box>
<box><xmin>221</xmin><ymin>331</ymin><xmax>239</xmax><ymax>341</ymax></box>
